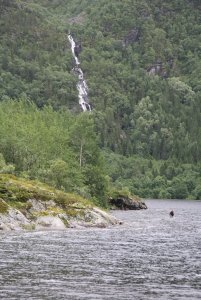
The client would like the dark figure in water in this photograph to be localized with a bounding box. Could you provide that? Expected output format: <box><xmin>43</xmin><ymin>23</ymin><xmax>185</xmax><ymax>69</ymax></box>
<box><xmin>169</xmin><ymin>210</ymin><xmax>174</xmax><ymax>217</ymax></box>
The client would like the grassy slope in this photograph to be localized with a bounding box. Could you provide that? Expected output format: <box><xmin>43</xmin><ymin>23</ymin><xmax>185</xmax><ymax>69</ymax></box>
<box><xmin>0</xmin><ymin>174</ymin><xmax>92</xmax><ymax>214</ymax></box>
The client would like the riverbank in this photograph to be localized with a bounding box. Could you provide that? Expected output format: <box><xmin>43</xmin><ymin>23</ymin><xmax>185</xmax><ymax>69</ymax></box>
<box><xmin>0</xmin><ymin>174</ymin><xmax>120</xmax><ymax>231</ymax></box>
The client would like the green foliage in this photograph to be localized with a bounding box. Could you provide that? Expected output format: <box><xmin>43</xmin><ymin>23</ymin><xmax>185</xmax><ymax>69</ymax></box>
<box><xmin>0</xmin><ymin>100</ymin><xmax>107</xmax><ymax>204</ymax></box>
<box><xmin>0</xmin><ymin>153</ymin><xmax>15</xmax><ymax>174</ymax></box>
<box><xmin>193</xmin><ymin>185</ymin><xmax>201</xmax><ymax>200</ymax></box>
<box><xmin>103</xmin><ymin>151</ymin><xmax>201</xmax><ymax>200</ymax></box>
<box><xmin>0</xmin><ymin>0</ymin><xmax>200</xmax><ymax>162</ymax></box>
<box><xmin>108</xmin><ymin>187</ymin><xmax>140</xmax><ymax>201</ymax></box>
<box><xmin>0</xmin><ymin>174</ymin><xmax>92</xmax><ymax>208</ymax></box>
<box><xmin>0</xmin><ymin>1</ymin><xmax>200</xmax><ymax>201</ymax></box>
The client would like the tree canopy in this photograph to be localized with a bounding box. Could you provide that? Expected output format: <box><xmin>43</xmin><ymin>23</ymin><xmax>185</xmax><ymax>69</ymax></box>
<box><xmin>0</xmin><ymin>0</ymin><xmax>201</xmax><ymax>201</ymax></box>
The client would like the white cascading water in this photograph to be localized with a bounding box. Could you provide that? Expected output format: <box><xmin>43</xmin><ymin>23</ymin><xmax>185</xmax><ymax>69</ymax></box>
<box><xmin>68</xmin><ymin>34</ymin><xmax>91</xmax><ymax>112</ymax></box>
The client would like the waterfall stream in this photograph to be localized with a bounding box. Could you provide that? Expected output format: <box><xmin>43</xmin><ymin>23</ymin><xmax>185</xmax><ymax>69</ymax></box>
<box><xmin>68</xmin><ymin>34</ymin><xmax>91</xmax><ymax>112</ymax></box>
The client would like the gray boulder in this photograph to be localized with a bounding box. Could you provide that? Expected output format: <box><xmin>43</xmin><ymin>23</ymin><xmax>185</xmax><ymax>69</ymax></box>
<box><xmin>68</xmin><ymin>207</ymin><xmax>122</xmax><ymax>228</ymax></box>
<box><xmin>0</xmin><ymin>207</ymin><xmax>30</xmax><ymax>231</ymax></box>
<box><xmin>35</xmin><ymin>216</ymin><xmax>66</xmax><ymax>230</ymax></box>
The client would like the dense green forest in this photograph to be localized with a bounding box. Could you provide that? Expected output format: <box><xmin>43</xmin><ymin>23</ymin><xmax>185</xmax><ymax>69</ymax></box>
<box><xmin>0</xmin><ymin>0</ymin><xmax>201</xmax><ymax>202</ymax></box>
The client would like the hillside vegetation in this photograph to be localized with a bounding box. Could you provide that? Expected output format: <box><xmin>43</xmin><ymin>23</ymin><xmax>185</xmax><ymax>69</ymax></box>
<box><xmin>0</xmin><ymin>174</ymin><xmax>120</xmax><ymax>230</ymax></box>
<box><xmin>0</xmin><ymin>0</ymin><xmax>201</xmax><ymax>201</ymax></box>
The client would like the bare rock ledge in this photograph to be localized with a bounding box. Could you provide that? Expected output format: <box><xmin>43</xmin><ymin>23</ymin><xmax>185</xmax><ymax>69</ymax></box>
<box><xmin>0</xmin><ymin>199</ymin><xmax>121</xmax><ymax>231</ymax></box>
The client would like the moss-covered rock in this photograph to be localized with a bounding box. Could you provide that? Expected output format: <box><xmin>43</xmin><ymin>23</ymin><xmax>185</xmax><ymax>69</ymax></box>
<box><xmin>0</xmin><ymin>198</ymin><xmax>9</xmax><ymax>214</ymax></box>
<box><xmin>0</xmin><ymin>174</ymin><xmax>91</xmax><ymax>208</ymax></box>
<box><xmin>0</xmin><ymin>174</ymin><xmax>121</xmax><ymax>231</ymax></box>
<box><xmin>109</xmin><ymin>192</ymin><xmax>147</xmax><ymax>210</ymax></box>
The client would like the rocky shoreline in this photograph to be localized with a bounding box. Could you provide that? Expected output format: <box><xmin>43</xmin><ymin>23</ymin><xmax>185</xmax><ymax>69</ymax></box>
<box><xmin>0</xmin><ymin>198</ymin><xmax>121</xmax><ymax>231</ymax></box>
<box><xmin>0</xmin><ymin>175</ymin><xmax>147</xmax><ymax>232</ymax></box>
<box><xmin>109</xmin><ymin>195</ymin><xmax>147</xmax><ymax>210</ymax></box>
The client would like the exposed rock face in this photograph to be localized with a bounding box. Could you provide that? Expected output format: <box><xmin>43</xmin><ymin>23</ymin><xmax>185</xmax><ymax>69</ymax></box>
<box><xmin>147</xmin><ymin>62</ymin><xmax>164</xmax><ymax>76</ymax></box>
<box><xmin>74</xmin><ymin>43</ymin><xmax>82</xmax><ymax>57</ymax></box>
<box><xmin>123</xmin><ymin>28</ymin><xmax>140</xmax><ymax>47</ymax></box>
<box><xmin>0</xmin><ymin>199</ymin><xmax>121</xmax><ymax>231</ymax></box>
<box><xmin>27</xmin><ymin>199</ymin><xmax>56</xmax><ymax>214</ymax></box>
<box><xmin>35</xmin><ymin>216</ymin><xmax>66</xmax><ymax>230</ymax></box>
<box><xmin>147</xmin><ymin>59</ymin><xmax>174</xmax><ymax>78</ymax></box>
<box><xmin>69</xmin><ymin>207</ymin><xmax>121</xmax><ymax>228</ymax></box>
<box><xmin>109</xmin><ymin>195</ymin><xmax>147</xmax><ymax>210</ymax></box>
<box><xmin>0</xmin><ymin>175</ymin><xmax>122</xmax><ymax>232</ymax></box>
<box><xmin>68</xmin><ymin>12</ymin><xmax>86</xmax><ymax>25</ymax></box>
<box><xmin>0</xmin><ymin>207</ymin><xmax>31</xmax><ymax>231</ymax></box>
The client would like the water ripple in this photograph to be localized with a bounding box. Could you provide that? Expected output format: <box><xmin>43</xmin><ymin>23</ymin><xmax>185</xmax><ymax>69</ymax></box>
<box><xmin>0</xmin><ymin>200</ymin><xmax>201</xmax><ymax>299</ymax></box>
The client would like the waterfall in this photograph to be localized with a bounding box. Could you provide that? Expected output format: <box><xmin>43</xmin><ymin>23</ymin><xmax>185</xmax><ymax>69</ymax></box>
<box><xmin>68</xmin><ymin>34</ymin><xmax>91</xmax><ymax>112</ymax></box>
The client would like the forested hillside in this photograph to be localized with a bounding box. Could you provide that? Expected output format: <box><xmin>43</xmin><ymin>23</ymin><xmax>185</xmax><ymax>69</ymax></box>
<box><xmin>0</xmin><ymin>0</ymin><xmax>201</xmax><ymax>201</ymax></box>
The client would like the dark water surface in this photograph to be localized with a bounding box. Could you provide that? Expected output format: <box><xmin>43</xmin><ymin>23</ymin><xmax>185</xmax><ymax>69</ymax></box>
<box><xmin>0</xmin><ymin>199</ymin><xmax>201</xmax><ymax>300</ymax></box>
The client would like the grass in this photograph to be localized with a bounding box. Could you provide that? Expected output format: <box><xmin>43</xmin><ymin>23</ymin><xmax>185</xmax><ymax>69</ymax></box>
<box><xmin>0</xmin><ymin>198</ymin><xmax>9</xmax><ymax>214</ymax></box>
<box><xmin>108</xmin><ymin>187</ymin><xmax>141</xmax><ymax>201</ymax></box>
<box><xmin>0</xmin><ymin>174</ymin><xmax>93</xmax><ymax>213</ymax></box>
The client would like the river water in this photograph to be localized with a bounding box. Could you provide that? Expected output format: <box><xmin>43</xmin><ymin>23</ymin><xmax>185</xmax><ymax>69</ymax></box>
<box><xmin>0</xmin><ymin>199</ymin><xmax>201</xmax><ymax>300</ymax></box>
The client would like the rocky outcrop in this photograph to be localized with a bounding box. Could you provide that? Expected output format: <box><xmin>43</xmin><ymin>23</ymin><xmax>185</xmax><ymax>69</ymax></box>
<box><xmin>68</xmin><ymin>12</ymin><xmax>86</xmax><ymax>25</ymax></box>
<box><xmin>147</xmin><ymin>59</ymin><xmax>174</xmax><ymax>78</ymax></box>
<box><xmin>0</xmin><ymin>175</ymin><xmax>122</xmax><ymax>232</ymax></box>
<box><xmin>0</xmin><ymin>207</ymin><xmax>30</xmax><ymax>231</ymax></box>
<box><xmin>123</xmin><ymin>28</ymin><xmax>140</xmax><ymax>47</ymax></box>
<box><xmin>0</xmin><ymin>198</ymin><xmax>121</xmax><ymax>231</ymax></box>
<box><xmin>147</xmin><ymin>61</ymin><xmax>165</xmax><ymax>76</ymax></box>
<box><xmin>109</xmin><ymin>195</ymin><xmax>147</xmax><ymax>210</ymax></box>
<box><xmin>35</xmin><ymin>216</ymin><xmax>66</xmax><ymax>230</ymax></box>
<box><xmin>68</xmin><ymin>207</ymin><xmax>120</xmax><ymax>228</ymax></box>
<box><xmin>74</xmin><ymin>43</ymin><xmax>82</xmax><ymax>57</ymax></box>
